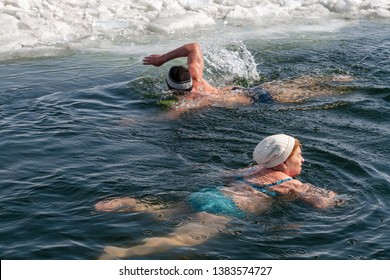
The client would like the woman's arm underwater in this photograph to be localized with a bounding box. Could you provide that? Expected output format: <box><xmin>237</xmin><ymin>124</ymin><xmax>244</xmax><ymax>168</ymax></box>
<box><xmin>292</xmin><ymin>183</ymin><xmax>338</xmax><ymax>209</ymax></box>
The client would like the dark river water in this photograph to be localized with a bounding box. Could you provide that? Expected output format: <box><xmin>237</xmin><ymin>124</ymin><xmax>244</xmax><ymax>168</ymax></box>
<box><xmin>1</xmin><ymin>19</ymin><xmax>389</xmax><ymax>260</ymax></box>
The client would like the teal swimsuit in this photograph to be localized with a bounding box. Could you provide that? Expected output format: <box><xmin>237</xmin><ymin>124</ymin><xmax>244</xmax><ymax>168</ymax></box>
<box><xmin>188</xmin><ymin>188</ymin><xmax>246</xmax><ymax>219</ymax></box>
<box><xmin>188</xmin><ymin>177</ymin><xmax>293</xmax><ymax>218</ymax></box>
<box><xmin>236</xmin><ymin>176</ymin><xmax>293</xmax><ymax>197</ymax></box>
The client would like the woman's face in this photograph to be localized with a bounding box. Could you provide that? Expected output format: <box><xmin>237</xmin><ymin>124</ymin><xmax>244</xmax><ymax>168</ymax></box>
<box><xmin>284</xmin><ymin>146</ymin><xmax>304</xmax><ymax>177</ymax></box>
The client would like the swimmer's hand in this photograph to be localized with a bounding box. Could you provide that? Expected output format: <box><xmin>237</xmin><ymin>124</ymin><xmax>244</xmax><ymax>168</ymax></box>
<box><xmin>143</xmin><ymin>54</ymin><xmax>164</xmax><ymax>67</ymax></box>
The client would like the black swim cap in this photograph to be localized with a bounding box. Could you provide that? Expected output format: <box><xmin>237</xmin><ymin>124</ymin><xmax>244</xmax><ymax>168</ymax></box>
<box><xmin>166</xmin><ymin>66</ymin><xmax>193</xmax><ymax>91</ymax></box>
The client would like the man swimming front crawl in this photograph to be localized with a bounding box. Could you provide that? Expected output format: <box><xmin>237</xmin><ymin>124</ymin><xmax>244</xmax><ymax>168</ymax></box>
<box><xmin>143</xmin><ymin>42</ymin><xmax>353</xmax><ymax>117</ymax></box>
<box><xmin>143</xmin><ymin>43</ymin><xmax>253</xmax><ymax>117</ymax></box>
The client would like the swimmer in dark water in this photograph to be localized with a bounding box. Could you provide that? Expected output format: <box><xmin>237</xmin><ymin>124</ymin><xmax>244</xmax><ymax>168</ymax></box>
<box><xmin>143</xmin><ymin>42</ymin><xmax>251</xmax><ymax>117</ymax></box>
<box><xmin>143</xmin><ymin>42</ymin><xmax>352</xmax><ymax>117</ymax></box>
<box><xmin>95</xmin><ymin>134</ymin><xmax>341</xmax><ymax>259</ymax></box>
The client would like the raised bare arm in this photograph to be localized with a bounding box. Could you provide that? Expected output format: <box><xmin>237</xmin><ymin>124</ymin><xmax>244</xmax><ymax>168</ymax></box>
<box><xmin>143</xmin><ymin>43</ymin><xmax>204</xmax><ymax>82</ymax></box>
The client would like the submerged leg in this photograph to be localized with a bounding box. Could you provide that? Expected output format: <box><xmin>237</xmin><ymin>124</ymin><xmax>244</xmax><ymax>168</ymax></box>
<box><xmin>262</xmin><ymin>74</ymin><xmax>354</xmax><ymax>102</ymax></box>
<box><xmin>99</xmin><ymin>212</ymin><xmax>231</xmax><ymax>259</ymax></box>
<box><xmin>95</xmin><ymin>197</ymin><xmax>190</xmax><ymax>222</ymax></box>
<box><xmin>94</xmin><ymin>197</ymin><xmax>171</xmax><ymax>213</ymax></box>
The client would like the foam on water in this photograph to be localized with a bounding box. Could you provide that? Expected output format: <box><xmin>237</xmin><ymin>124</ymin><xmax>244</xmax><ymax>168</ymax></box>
<box><xmin>202</xmin><ymin>41</ymin><xmax>260</xmax><ymax>85</ymax></box>
<box><xmin>0</xmin><ymin>0</ymin><xmax>389</xmax><ymax>60</ymax></box>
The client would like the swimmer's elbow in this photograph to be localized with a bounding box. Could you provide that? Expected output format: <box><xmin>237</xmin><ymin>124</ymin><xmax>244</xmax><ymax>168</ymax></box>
<box><xmin>311</xmin><ymin>196</ymin><xmax>337</xmax><ymax>209</ymax></box>
<box><xmin>185</xmin><ymin>43</ymin><xmax>201</xmax><ymax>53</ymax></box>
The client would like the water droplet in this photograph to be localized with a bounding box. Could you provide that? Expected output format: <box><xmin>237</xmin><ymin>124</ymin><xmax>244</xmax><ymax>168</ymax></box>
<box><xmin>162</xmin><ymin>218</ymin><xmax>184</xmax><ymax>228</ymax></box>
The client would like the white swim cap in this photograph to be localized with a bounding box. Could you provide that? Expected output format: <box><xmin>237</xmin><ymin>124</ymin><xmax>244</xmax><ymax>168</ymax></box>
<box><xmin>166</xmin><ymin>66</ymin><xmax>193</xmax><ymax>91</ymax></box>
<box><xmin>253</xmin><ymin>134</ymin><xmax>295</xmax><ymax>168</ymax></box>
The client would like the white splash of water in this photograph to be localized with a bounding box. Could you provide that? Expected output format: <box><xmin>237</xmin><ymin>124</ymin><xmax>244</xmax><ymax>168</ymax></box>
<box><xmin>202</xmin><ymin>41</ymin><xmax>260</xmax><ymax>86</ymax></box>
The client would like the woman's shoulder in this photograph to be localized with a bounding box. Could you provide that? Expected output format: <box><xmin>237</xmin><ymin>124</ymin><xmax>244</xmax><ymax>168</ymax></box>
<box><xmin>290</xmin><ymin>178</ymin><xmax>303</xmax><ymax>187</ymax></box>
<box><xmin>265</xmin><ymin>177</ymin><xmax>302</xmax><ymax>196</ymax></box>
